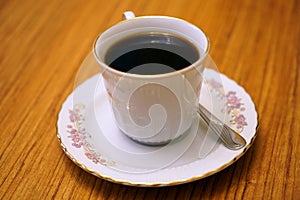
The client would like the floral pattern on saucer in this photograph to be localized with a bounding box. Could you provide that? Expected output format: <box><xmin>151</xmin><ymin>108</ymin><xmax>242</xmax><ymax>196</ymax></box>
<box><xmin>67</xmin><ymin>103</ymin><xmax>115</xmax><ymax>166</ymax></box>
<box><xmin>206</xmin><ymin>79</ymin><xmax>247</xmax><ymax>132</ymax></box>
<box><xmin>57</xmin><ymin>66</ymin><xmax>258</xmax><ymax>186</ymax></box>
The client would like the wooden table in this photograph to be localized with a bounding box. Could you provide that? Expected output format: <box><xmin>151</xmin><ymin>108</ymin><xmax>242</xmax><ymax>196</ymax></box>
<box><xmin>1</xmin><ymin>0</ymin><xmax>299</xmax><ymax>199</ymax></box>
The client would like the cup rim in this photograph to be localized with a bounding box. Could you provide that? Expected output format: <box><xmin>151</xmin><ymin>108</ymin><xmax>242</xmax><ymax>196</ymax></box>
<box><xmin>93</xmin><ymin>15</ymin><xmax>210</xmax><ymax>79</ymax></box>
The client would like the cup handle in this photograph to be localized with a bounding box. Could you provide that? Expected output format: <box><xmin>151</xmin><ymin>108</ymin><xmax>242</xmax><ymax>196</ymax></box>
<box><xmin>123</xmin><ymin>11</ymin><xmax>136</xmax><ymax>20</ymax></box>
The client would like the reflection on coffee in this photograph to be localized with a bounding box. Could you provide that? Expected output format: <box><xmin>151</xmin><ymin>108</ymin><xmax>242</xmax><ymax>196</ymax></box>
<box><xmin>105</xmin><ymin>33</ymin><xmax>199</xmax><ymax>75</ymax></box>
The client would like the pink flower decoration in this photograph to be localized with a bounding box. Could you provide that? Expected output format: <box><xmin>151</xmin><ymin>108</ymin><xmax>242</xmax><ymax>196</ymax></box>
<box><xmin>67</xmin><ymin>104</ymin><xmax>115</xmax><ymax>166</ymax></box>
<box><xmin>207</xmin><ymin>79</ymin><xmax>248</xmax><ymax>132</ymax></box>
<box><xmin>234</xmin><ymin>114</ymin><xmax>247</xmax><ymax>125</ymax></box>
<box><xmin>208</xmin><ymin>79</ymin><xmax>223</xmax><ymax>89</ymax></box>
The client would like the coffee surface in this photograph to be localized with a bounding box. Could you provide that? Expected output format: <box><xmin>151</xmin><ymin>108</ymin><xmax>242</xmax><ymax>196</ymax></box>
<box><xmin>105</xmin><ymin>33</ymin><xmax>199</xmax><ymax>75</ymax></box>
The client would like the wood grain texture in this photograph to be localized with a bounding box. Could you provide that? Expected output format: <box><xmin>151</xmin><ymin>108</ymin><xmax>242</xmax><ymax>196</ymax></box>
<box><xmin>0</xmin><ymin>0</ymin><xmax>299</xmax><ymax>199</ymax></box>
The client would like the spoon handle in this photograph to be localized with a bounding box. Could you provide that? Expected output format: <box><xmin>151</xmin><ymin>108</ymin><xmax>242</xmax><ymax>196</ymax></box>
<box><xmin>197</xmin><ymin>103</ymin><xmax>247</xmax><ymax>150</ymax></box>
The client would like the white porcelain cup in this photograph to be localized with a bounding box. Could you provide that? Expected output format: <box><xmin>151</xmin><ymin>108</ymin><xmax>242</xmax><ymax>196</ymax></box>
<box><xmin>93</xmin><ymin>12</ymin><xmax>209</xmax><ymax>145</ymax></box>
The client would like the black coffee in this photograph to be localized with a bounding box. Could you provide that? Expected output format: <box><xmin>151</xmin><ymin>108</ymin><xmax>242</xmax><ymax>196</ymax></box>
<box><xmin>104</xmin><ymin>33</ymin><xmax>199</xmax><ymax>75</ymax></box>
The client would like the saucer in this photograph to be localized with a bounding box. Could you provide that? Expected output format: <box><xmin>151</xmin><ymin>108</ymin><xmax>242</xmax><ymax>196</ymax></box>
<box><xmin>57</xmin><ymin>69</ymin><xmax>258</xmax><ymax>187</ymax></box>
